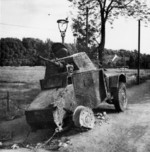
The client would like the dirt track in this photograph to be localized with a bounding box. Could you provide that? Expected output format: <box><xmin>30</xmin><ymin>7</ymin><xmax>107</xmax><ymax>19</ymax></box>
<box><xmin>0</xmin><ymin>80</ymin><xmax>150</xmax><ymax>152</ymax></box>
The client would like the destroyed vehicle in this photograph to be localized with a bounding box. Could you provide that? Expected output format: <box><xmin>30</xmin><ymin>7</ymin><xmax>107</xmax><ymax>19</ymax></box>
<box><xmin>25</xmin><ymin>43</ymin><xmax>128</xmax><ymax>131</ymax></box>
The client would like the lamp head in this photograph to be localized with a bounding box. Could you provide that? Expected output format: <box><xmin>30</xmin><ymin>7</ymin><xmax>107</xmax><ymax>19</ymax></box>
<box><xmin>57</xmin><ymin>19</ymin><xmax>69</xmax><ymax>32</ymax></box>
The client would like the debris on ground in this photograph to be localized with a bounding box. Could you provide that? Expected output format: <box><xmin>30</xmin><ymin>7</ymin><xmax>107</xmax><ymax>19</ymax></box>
<box><xmin>52</xmin><ymin>137</ymin><xmax>71</xmax><ymax>150</ymax></box>
<box><xmin>21</xmin><ymin>135</ymin><xmax>72</xmax><ymax>151</ymax></box>
<box><xmin>59</xmin><ymin>137</ymin><xmax>72</xmax><ymax>147</ymax></box>
<box><xmin>95</xmin><ymin>111</ymin><xmax>109</xmax><ymax>125</ymax></box>
<box><xmin>11</xmin><ymin>144</ymin><xmax>19</xmax><ymax>149</ymax></box>
<box><xmin>42</xmin><ymin>132</ymin><xmax>72</xmax><ymax>150</ymax></box>
<box><xmin>19</xmin><ymin>128</ymin><xmax>72</xmax><ymax>151</ymax></box>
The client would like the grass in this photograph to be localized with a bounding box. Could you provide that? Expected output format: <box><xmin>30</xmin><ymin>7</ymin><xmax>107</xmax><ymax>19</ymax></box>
<box><xmin>106</xmin><ymin>68</ymin><xmax>150</xmax><ymax>87</ymax></box>
<box><xmin>0</xmin><ymin>66</ymin><xmax>45</xmax><ymax>83</ymax></box>
<box><xmin>0</xmin><ymin>82</ymin><xmax>40</xmax><ymax>121</ymax></box>
<box><xmin>0</xmin><ymin>66</ymin><xmax>44</xmax><ymax>121</ymax></box>
<box><xmin>0</xmin><ymin>66</ymin><xmax>149</xmax><ymax>83</ymax></box>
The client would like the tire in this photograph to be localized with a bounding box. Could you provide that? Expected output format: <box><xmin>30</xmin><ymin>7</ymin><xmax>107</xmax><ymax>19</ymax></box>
<box><xmin>112</xmin><ymin>82</ymin><xmax>128</xmax><ymax>112</ymax></box>
<box><xmin>73</xmin><ymin>106</ymin><xmax>95</xmax><ymax>129</ymax></box>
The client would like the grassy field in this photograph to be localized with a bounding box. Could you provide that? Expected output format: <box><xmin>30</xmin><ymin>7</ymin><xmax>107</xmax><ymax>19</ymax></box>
<box><xmin>0</xmin><ymin>66</ymin><xmax>150</xmax><ymax>121</ymax></box>
<box><xmin>0</xmin><ymin>66</ymin><xmax>45</xmax><ymax>120</ymax></box>
<box><xmin>0</xmin><ymin>66</ymin><xmax>150</xmax><ymax>83</ymax></box>
<box><xmin>0</xmin><ymin>66</ymin><xmax>45</xmax><ymax>83</ymax></box>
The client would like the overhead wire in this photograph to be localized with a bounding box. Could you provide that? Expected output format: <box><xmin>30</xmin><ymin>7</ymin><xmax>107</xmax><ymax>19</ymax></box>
<box><xmin>0</xmin><ymin>22</ymin><xmax>51</xmax><ymax>31</ymax></box>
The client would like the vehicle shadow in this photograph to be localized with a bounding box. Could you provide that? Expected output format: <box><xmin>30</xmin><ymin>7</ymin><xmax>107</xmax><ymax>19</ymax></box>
<box><xmin>93</xmin><ymin>103</ymin><xmax>117</xmax><ymax>114</ymax></box>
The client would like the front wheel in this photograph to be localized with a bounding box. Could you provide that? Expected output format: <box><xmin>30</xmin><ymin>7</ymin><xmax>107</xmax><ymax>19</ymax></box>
<box><xmin>73</xmin><ymin>106</ymin><xmax>95</xmax><ymax>129</ymax></box>
<box><xmin>112</xmin><ymin>83</ymin><xmax>128</xmax><ymax>112</ymax></box>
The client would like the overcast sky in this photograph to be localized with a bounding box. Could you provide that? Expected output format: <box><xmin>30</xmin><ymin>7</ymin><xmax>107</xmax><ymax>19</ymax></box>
<box><xmin>0</xmin><ymin>0</ymin><xmax>150</xmax><ymax>54</ymax></box>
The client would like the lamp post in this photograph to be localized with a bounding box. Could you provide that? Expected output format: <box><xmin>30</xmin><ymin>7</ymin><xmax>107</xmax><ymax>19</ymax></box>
<box><xmin>57</xmin><ymin>19</ymin><xmax>69</xmax><ymax>44</ymax></box>
<box><xmin>73</xmin><ymin>32</ymin><xmax>78</xmax><ymax>53</ymax></box>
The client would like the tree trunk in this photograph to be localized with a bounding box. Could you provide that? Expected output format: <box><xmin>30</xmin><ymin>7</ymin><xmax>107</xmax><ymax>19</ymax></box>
<box><xmin>98</xmin><ymin>15</ymin><xmax>106</xmax><ymax>65</ymax></box>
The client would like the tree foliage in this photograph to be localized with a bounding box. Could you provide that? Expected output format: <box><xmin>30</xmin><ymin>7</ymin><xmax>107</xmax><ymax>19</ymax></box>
<box><xmin>0</xmin><ymin>38</ymin><xmax>76</xmax><ymax>66</ymax></box>
<box><xmin>69</xmin><ymin>0</ymin><xmax>150</xmax><ymax>63</ymax></box>
<box><xmin>0</xmin><ymin>37</ymin><xmax>149</xmax><ymax>68</ymax></box>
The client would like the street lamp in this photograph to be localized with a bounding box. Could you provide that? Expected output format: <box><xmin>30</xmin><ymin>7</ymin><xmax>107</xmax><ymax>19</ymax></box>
<box><xmin>73</xmin><ymin>32</ymin><xmax>78</xmax><ymax>53</ymax></box>
<box><xmin>57</xmin><ymin>19</ymin><xmax>69</xmax><ymax>44</ymax></box>
<box><xmin>73</xmin><ymin>32</ymin><xmax>77</xmax><ymax>43</ymax></box>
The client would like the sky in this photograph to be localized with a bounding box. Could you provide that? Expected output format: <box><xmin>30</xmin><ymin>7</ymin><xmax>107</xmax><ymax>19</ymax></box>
<box><xmin>0</xmin><ymin>0</ymin><xmax>150</xmax><ymax>54</ymax></box>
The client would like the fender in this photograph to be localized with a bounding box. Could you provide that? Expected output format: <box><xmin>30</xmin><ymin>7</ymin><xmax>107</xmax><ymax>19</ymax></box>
<box><xmin>109</xmin><ymin>74</ymin><xmax>126</xmax><ymax>89</ymax></box>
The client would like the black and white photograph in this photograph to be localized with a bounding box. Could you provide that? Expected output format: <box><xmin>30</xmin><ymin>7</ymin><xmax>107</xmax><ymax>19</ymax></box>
<box><xmin>0</xmin><ymin>0</ymin><xmax>150</xmax><ymax>151</ymax></box>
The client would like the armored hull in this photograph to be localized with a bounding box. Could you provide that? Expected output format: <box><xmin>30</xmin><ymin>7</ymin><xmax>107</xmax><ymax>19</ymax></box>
<box><xmin>25</xmin><ymin>50</ymin><xmax>128</xmax><ymax>130</ymax></box>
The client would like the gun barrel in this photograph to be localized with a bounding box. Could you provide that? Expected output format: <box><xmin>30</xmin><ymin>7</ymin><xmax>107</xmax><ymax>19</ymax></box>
<box><xmin>39</xmin><ymin>56</ymin><xmax>62</xmax><ymax>67</ymax></box>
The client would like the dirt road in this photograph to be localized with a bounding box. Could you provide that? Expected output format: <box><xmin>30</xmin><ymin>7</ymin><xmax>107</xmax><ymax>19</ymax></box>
<box><xmin>1</xmin><ymin>80</ymin><xmax>150</xmax><ymax>152</ymax></box>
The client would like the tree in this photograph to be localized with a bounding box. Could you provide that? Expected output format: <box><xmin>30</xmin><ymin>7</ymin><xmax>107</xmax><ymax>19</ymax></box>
<box><xmin>71</xmin><ymin>6</ymin><xmax>99</xmax><ymax>55</ymax></box>
<box><xmin>68</xmin><ymin>0</ymin><xmax>150</xmax><ymax>64</ymax></box>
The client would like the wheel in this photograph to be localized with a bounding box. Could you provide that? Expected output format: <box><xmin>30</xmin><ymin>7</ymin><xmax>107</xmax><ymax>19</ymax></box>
<box><xmin>112</xmin><ymin>82</ymin><xmax>128</xmax><ymax>112</ymax></box>
<box><xmin>73</xmin><ymin>106</ymin><xmax>95</xmax><ymax>129</ymax></box>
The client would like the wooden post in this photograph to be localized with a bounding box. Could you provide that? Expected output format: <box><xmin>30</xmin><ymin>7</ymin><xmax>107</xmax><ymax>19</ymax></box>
<box><xmin>7</xmin><ymin>91</ymin><xmax>10</xmax><ymax>112</ymax></box>
<box><xmin>86</xmin><ymin>7</ymin><xmax>89</xmax><ymax>50</ymax></box>
<box><xmin>137</xmin><ymin>20</ymin><xmax>141</xmax><ymax>85</ymax></box>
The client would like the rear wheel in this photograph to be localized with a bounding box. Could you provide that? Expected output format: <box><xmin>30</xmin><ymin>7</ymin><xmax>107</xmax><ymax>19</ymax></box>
<box><xmin>112</xmin><ymin>82</ymin><xmax>128</xmax><ymax>112</ymax></box>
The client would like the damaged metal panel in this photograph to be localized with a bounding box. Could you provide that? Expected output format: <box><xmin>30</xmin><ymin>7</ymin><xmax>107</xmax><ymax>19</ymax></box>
<box><xmin>73</xmin><ymin>70</ymin><xmax>101</xmax><ymax>109</ymax></box>
<box><xmin>72</xmin><ymin>52</ymin><xmax>97</xmax><ymax>72</ymax></box>
<box><xmin>26</xmin><ymin>84</ymin><xmax>77</xmax><ymax>130</ymax></box>
<box><xmin>99</xmin><ymin>70</ymin><xmax>107</xmax><ymax>101</ymax></box>
<box><xmin>40</xmin><ymin>73</ymin><xmax>68</xmax><ymax>90</ymax></box>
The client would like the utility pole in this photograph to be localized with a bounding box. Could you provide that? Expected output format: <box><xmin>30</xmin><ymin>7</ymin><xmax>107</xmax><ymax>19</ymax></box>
<box><xmin>86</xmin><ymin>7</ymin><xmax>89</xmax><ymax>50</ymax></box>
<box><xmin>137</xmin><ymin>20</ymin><xmax>141</xmax><ymax>85</ymax></box>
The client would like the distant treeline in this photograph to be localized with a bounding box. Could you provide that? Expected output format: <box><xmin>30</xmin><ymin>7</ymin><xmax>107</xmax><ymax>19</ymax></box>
<box><xmin>0</xmin><ymin>38</ymin><xmax>150</xmax><ymax>68</ymax></box>
<box><xmin>0</xmin><ymin>38</ymin><xmax>77</xmax><ymax>66</ymax></box>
